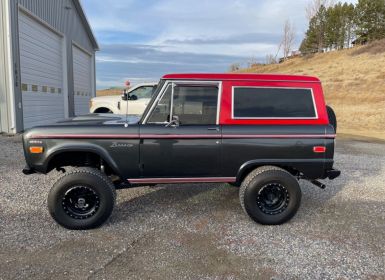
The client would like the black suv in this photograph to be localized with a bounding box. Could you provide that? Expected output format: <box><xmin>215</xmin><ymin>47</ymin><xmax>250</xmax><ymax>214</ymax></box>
<box><xmin>22</xmin><ymin>73</ymin><xmax>340</xmax><ymax>230</ymax></box>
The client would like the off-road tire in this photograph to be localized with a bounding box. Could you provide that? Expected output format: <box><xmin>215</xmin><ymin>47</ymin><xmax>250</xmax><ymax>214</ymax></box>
<box><xmin>48</xmin><ymin>167</ymin><xmax>116</xmax><ymax>230</ymax></box>
<box><xmin>239</xmin><ymin>166</ymin><xmax>301</xmax><ymax>225</ymax></box>
<box><xmin>326</xmin><ymin>105</ymin><xmax>337</xmax><ymax>132</ymax></box>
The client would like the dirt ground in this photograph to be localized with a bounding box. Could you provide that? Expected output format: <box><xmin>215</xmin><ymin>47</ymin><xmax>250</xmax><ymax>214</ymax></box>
<box><xmin>0</xmin><ymin>135</ymin><xmax>384</xmax><ymax>279</ymax></box>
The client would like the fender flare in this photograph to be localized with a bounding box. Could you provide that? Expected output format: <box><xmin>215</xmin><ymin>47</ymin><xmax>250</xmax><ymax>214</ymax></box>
<box><xmin>236</xmin><ymin>159</ymin><xmax>327</xmax><ymax>183</ymax></box>
<box><xmin>43</xmin><ymin>142</ymin><xmax>122</xmax><ymax>177</ymax></box>
<box><xmin>236</xmin><ymin>160</ymin><xmax>277</xmax><ymax>184</ymax></box>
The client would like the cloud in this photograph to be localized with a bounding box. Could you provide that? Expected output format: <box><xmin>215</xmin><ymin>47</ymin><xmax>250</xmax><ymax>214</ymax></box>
<box><xmin>163</xmin><ymin>32</ymin><xmax>282</xmax><ymax>45</ymax></box>
<box><xmin>95</xmin><ymin>44</ymin><xmax>254</xmax><ymax>88</ymax></box>
<box><xmin>82</xmin><ymin>0</ymin><xmax>358</xmax><ymax>88</ymax></box>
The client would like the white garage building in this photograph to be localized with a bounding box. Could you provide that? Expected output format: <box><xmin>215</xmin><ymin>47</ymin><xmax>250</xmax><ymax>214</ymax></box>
<box><xmin>0</xmin><ymin>0</ymin><xmax>98</xmax><ymax>133</ymax></box>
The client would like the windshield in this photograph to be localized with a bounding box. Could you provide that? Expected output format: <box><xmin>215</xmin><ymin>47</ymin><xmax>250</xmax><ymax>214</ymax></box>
<box><xmin>130</xmin><ymin>86</ymin><xmax>156</xmax><ymax>99</ymax></box>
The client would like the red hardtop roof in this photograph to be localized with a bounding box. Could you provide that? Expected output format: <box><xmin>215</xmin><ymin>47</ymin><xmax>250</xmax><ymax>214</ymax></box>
<box><xmin>162</xmin><ymin>73</ymin><xmax>320</xmax><ymax>83</ymax></box>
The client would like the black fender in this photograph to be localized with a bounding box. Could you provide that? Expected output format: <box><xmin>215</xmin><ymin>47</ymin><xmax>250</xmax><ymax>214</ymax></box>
<box><xmin>236</xmin><ymin>158</ymin><xmax>328</xmax><ymax>184</ymax></box>
<box><xmin>42</xmin><ymin>142</ymin><xmax>121</xmax><ymax>177</ymax></box>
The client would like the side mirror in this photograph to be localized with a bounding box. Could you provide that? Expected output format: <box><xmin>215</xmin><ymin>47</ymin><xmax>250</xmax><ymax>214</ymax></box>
<box><xmin>166</xmin><ymin>115</ymin><xmax>180</xmax><ymax>127</ymax></box>
<box><xmin>121</xmin><ymin>92</ymin><xmax>129</xmax><ymax>101</ymax></box>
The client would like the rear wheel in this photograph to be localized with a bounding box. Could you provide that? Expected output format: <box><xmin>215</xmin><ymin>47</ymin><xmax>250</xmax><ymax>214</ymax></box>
<box><xmin>48</xmin><ymin>168</ymin><xmax>116</xmax><ymax>230</ymax></box>
<box><xmin>239</xmin><ymin>166</ymin><xmax>301</xmax><ymax>225</ymax></box>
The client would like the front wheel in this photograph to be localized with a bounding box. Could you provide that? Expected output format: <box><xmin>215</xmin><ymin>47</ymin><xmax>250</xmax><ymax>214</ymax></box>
<box><xmin>239</xmin><ymin>166</ymin><xmax>301</xmax><ymax>225</ymax></box>
<box><xmin>47</xmin><ymin>168</ymin><xmax>116</xmax><ymax>230</ymax></box>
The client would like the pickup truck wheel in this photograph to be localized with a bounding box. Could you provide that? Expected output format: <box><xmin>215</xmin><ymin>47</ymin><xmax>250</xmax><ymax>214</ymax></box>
<box><xmin>47</xmin><ymin>168</ymin><xmax>116</xmax><ymax>230</ymax></box>
<box><xmin>239</xmin><ymin>166</ymin><xmax>301</xmax><ymax>225</ymax></box>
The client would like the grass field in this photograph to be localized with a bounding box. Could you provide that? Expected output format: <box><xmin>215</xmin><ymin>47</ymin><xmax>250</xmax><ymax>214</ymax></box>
<box><xmin>240</xmin><ymin>40</ymin><xmax>385</xmax><ymax>140</ymax></box>
<box><xmin>97</xmin><ymin>88</ymin><xmax>123</xmax><ymax>96</ymax></box>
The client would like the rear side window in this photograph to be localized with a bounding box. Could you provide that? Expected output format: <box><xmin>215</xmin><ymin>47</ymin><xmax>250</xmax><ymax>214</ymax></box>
<box><xmin>233</xmin><ymin>87</ymin><xmax>316</xmax><ymax>119</ymax></box>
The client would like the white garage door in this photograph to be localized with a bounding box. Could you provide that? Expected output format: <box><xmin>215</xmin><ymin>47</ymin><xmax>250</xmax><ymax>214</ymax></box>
<box><xmin>19</xmin><ymin>11</ymin><xmax>65</xmax><ymax>129</ymax></box>
<box><xmin>73</xmin><ymin>45</ymin><xmax>92</xmax><ymax>116</ymax></box>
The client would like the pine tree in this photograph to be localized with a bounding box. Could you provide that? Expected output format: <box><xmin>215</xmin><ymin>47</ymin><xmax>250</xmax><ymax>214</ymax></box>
<box><xmin>355</xmin><ymin>0</ymin><xmax>385</xmax><ymax>43</ymax></box>
<box><xmin>300</xmin><ymin>0</ymin><xmax>385</xmax><ymax>54</ymax></box>
<box><xmin>300</xmin><ymin>5</ymin><xmax>328</xmax><ymax>53</ymax></box>
<box><xmin>324</xmin><ymin>4</ymin><xmax>341</xmax><ymax>49</ymax></box>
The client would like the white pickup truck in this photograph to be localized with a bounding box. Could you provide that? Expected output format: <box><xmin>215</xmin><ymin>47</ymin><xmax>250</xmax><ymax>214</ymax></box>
<box><xmin>90</xmin><ymin>83</ymin><xmax>157</xmax><ymax>115</ymax></box>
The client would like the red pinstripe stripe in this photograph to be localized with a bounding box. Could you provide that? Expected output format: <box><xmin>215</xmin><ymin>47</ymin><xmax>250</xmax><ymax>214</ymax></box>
<box><xmin>30</xmin><ymin>134</ymin><xmax>336</xmax><ymax>139</ymax></box>
<box><xmin>222</xmin><ymin>134</ymin><xmax>336</xmax><ymax>139</ymax></box>
<box><xmin>128</xmin><ymin>177</ymin><xmax>236</xmax><ymax>184</ymax></box>
<box><xmin>30</xmin><ymin>134</ymin><xmax>140</xmax><ymax>139</ymax></box>
<box><xmin>141</xmin><ymin>134</ymin><xmax>219</xmax><ymax>139</ymax></box>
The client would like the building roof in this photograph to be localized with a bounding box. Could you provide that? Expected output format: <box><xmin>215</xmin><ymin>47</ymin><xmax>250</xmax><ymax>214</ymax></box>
<box><xmin>72</xmin><ymin>0</ymin><xmax>99</xmax><ymax>51</ymax></box>
<box><xmin>161</xmin><ymin>73</ymin><xmax>320</xmax><ymax>83</ymax></box>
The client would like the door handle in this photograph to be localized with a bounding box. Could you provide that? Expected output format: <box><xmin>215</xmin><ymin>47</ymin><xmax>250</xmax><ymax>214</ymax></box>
<box><xmin>207</xmin><ymin>127</ymin><xmax>219</xmax><ymax>131</ymax></box>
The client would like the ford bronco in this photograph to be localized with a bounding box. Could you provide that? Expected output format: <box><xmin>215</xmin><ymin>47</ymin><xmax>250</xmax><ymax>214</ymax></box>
<box><xmin>22</xmin><ymin>73</ymin><xmax>340</xmax><ymax>230</ymax></box>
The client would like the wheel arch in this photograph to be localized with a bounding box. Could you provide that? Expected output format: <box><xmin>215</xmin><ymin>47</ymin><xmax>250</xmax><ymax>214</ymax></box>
<box><xmin>91</xmin><ymin>105</ymin><xmax>117</xmax><ymax>114</ymax></box>
<box><xmin>236</xmin><ymin>160</ymin><xmax>300</xmax><ymax>185</ymax></box>
<box><xmin>44</xmin><ymin>144</ymin><xmax>122</xmax><ymax>177</ymax></box>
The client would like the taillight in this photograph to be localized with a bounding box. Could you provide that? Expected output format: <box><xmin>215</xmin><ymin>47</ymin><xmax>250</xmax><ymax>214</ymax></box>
<box><xmin>313</xmin><ymin>146</ymin><xmax>326</xmax><ymax>153</ymax></box>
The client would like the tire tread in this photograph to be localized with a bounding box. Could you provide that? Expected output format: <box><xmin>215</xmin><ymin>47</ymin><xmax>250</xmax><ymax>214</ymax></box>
<box><xmin>239</xmin><ymin>165</ymin><xmax>287</xmax><ymax>215</ymax></box>
<box><xmin>48</xmin><ymin>167</ymin><xmax>116</xmax><ymax>230</ymax></box>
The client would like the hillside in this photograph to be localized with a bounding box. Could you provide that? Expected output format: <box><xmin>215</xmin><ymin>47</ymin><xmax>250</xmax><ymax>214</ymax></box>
<box><xmin>240</xmin><ymin>40</ymin><xmax>385</xmax><ymax>140</ymax></box>
<box><xmin>97</xmin><ymin>88</ymin><xmax>123</xmax><ymax>96</ymax></box>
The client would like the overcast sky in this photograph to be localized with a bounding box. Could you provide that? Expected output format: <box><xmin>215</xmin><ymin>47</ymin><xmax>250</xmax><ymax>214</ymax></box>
<box><xmin>81</xmin><ymin>0</ymin><xmax>357</xmax><ymax>89</ymax></box>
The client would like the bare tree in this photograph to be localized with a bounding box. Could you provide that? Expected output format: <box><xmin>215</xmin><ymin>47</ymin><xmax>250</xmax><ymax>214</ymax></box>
<box><xmin>265</xmin><ymin>54</ymin><xmax>277</xmax><ymax>65</ymax></box>
<box><xmin>229</xmin><ymin>63</ymin><xmax>241</xmax><ymax>72</ymax></box>
<box><xmin>247</xmin><ymin>57</ymin><xmax>259</xmax><ymax>68</ymax></box>
<box><xmin>305</xmin><ymin>0</ymin><xmax>336</xmax><ymax>20</ymax></box>
<box><xmin>281</xmin><ymin>20</ymin><xmax>296</xmax><ymax>60</ymax></box>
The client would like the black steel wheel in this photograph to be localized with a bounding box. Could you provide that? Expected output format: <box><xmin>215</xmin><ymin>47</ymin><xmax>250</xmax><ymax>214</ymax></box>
<box><xmin>256</xmin><ymin>183</ymin><xmax>289</xmax><ymax>215</ymax></box>
<box><xmin>240</xmin><ymin>166</ymin><xmax>301</xmax><ymax>225</ymax></box>
<box><xmin>48</xmin><ymin>168</ymin><xmax>116</xmax><ymax>230</ymax></box>
<box><xmin>62</xmin><ymin>186</ymin><xmax>100</xmax><ymax>219</ymax></box>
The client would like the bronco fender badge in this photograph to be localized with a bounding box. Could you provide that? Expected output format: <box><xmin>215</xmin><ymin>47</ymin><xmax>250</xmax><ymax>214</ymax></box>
<box><xmin>110</xmin><ymin>142</ymin><xmax>133</xmax><ymax>148</ymax></box>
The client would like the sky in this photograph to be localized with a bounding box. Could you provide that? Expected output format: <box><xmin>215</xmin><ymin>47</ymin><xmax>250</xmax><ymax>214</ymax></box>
<box><xmin>81</xmin><ymin>0</ymin><xmax>357</xmax><ymax>89</ymax></box>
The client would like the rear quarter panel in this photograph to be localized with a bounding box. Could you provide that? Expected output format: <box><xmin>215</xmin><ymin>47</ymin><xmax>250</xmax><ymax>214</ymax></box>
<box><xmin>221</xmin><ymin>125</ymin><xmax>332</xmax><ymax>180</ymax></box>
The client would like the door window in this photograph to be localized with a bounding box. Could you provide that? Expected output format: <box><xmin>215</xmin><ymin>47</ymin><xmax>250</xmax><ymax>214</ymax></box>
<box><xmin>173</xmin><ymin>85</ymin><xmax>218</xmax><ymax>125</ymax></box>
<box><xmin>146</xmin><ymin>83</ymin><xmax>219</xmax><ymax>125</ymax></box>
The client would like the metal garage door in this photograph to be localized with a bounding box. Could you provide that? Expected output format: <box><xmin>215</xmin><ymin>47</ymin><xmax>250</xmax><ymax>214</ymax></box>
<box><xmin>18</xmin><ymin>11</ymin><xmax>65</xmax><ymax>129</ymax></box>
<box><xmin>73</xmin><ymin>45</ymin><xmax>92</xmax><ymax>116</ymax></box>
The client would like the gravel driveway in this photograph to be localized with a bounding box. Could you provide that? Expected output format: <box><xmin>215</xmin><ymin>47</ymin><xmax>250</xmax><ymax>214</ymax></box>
<box><xmin>0</xmin><ymin>135</ymin><xmax>384</xmax><ymax>280</ymax></box>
